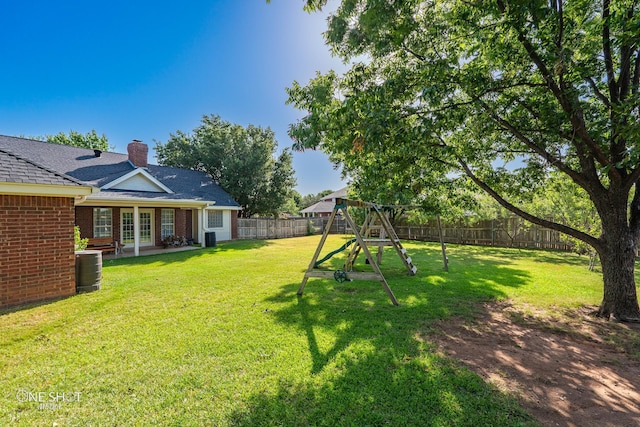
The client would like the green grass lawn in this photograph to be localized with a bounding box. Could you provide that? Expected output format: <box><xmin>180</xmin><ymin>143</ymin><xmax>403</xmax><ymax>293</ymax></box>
<box><xmin>0</xmin><ymin>236</ymin><xmax>606</xmax><ymax>426</ymax></box>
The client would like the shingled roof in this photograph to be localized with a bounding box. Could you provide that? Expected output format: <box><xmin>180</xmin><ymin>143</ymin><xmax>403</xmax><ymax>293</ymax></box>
<box><xmin>0</xmin><ymin>135</ymin><xmax>239</xmax><ymax>207</ymax></box>
<box><xmin>0</xmin><ymin>147</ymin><xmax>88</xmax><ymax>187</ymax></box>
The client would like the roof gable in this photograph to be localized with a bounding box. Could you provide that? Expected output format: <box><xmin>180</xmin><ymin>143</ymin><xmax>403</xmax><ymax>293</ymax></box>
<box><xmin>101</xmin><ymin>168</ymin><xmax>174</xmax><ymax>193</ymax></box>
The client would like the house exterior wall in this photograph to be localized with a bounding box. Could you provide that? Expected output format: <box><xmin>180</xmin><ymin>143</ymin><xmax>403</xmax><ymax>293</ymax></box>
<box><xmin>154</xmin><ymin>208</ymin><xmax>162</xmax><ymax>244</ymax></box>
<box><xmin>185</xmin><ymin>210</ymin><xmax>193</xmax><ymax>240</ymax></box>
<box><xmin>202</xmin><ymin>209</ymin><xmax>235</xmax><ymax>241</ymax></box>
<box><xmin>175</xmin><ymin>209</ymin><xmax>187</xmax><ymax>237</ymax></box>
<box><xmin>76</xmin><ymin>206</ymin><xmax>93</xmax><ymax>238</ymax></box>
<box><xmin>76</xmin><ymin>206</ymin><xmax>122</xmax><ymax>243</ymax></box>
<box><xmin>0</xmin><ymin>195</ymin><xmax>76</xmax><ymax>309</ymax></box>
<box><xmin>155</xmin><ymin>208</ymin><xmax>189</xmax><ymax>244</ymax></box>
<box><xmin>78</xmin><ymin>206</ymin><xmax>200</xmax><ymax>247</ymax></box>
<box><xmin>302</xmin><ymin>212</ymin><xmax>332</xmax><ymax>218</ymax></box>
<box><xmin>113</xmin><ymin>207</ymin><xmax>121</xmax><ymax>244</ymax></box>
<box><xmin>231</xmin><ymin>212</ymin><xmax>238</xmax><ymax>239</ymax></box>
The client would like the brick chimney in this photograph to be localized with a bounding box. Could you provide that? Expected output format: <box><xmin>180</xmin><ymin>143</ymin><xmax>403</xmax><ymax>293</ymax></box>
<box><xmin>127</xmin><ymin>140</ymin><xmax>148</xmax><ymax>168</ymax></box>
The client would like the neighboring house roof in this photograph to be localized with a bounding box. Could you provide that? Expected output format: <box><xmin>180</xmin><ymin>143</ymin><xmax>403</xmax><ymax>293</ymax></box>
<box><xmin>301</xmin><ymin>200</ymin><xmax>336</xmax><ymax>214</ymax></box>
<box><xmin>301</xmin><ymin>187</ymin><xmax>349</xmax><ymax>214</ymax></box>
<box><xmin>321</xmin><ymin>187</ymin><xmax>348</xmax><ymax>202</ymax></box>
<box><xmin>0</xmin><ymin>148</ymin><xmax>94</xmax><ymax>197</ymax></box>
<box><xmin>0</xmin><ymin>135</ymin><xmax>240</xmax><ymax>208</ymax></box>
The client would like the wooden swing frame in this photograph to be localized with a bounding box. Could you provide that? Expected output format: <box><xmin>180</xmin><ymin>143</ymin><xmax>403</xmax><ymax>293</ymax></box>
<box><xmin>297</xmin><ymin>198</ymin><xmax>417</xmax><ymax>306</ymax></box>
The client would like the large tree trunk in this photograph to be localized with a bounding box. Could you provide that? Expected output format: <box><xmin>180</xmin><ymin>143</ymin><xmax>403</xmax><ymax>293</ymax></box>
<box><xmin>596</xmin><ymin>224</ymin><xmax>640</xmax><ymax>321</ymax></box>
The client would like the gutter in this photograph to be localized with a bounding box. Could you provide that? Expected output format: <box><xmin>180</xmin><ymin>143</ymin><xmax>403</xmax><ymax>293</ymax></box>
<box><xmin>76</xmin><ymin>195</ymin><xmax>216</xmax><ymax>208</ymax></box>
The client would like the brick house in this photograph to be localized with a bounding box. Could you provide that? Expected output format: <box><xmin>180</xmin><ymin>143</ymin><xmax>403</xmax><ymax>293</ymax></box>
<box><xmin>0</xmin><ymin>135</ymin><xmax>241</xmax><ymax>258</ymax></box>
<box><xmin>0</xmin><ymin>148</ymin><xmax>95</xmax><ymax>309</ymax></box>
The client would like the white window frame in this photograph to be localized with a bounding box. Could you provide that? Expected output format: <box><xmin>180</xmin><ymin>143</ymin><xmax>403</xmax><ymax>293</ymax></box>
<box><xmin>207</xmin><ymin>210</ymin><xmax>223</xmax><ymax>228</ymax></box>
<box><xmin>93</xmin><ymin>208</ymin><xmax>112</xmax><ymax>238</ymax></box>
<box><xmin>161</xmin><ymin>209</ymin><xmax>175</xmax><ymax>239</ymax></box>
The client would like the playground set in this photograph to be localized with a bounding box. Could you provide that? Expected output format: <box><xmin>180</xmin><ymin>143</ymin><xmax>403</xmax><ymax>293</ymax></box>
<box><xmin>298</xmin><ymin>198</ymin><xmax>418</xmax><ymax>305</ymax></box>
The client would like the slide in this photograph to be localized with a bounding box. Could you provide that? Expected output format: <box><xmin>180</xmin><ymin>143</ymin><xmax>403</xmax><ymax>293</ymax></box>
<box><xmin>314</xmin><ymin>238</ymin><xmax>357</xmax><ymax>268</ymax></box>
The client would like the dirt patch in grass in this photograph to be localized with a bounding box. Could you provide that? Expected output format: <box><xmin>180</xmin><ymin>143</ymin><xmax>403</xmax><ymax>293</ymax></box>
<box><xmin>428</xmin><ymin>301</ymin><xmax>640</xmax><ymax>427</ymax></box>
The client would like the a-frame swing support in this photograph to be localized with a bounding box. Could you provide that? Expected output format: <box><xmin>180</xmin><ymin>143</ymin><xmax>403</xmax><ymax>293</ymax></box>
<box><xmin>298</xmin><ymin>198</ymin><xmax>417</xmax><ymax>306</ymax></box>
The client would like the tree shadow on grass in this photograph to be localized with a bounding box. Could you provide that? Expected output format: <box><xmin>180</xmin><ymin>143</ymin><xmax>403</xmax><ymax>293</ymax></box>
<box><xmin>228</xmin><ymin>249</ymin><xmax>540</xmax><ymax>426</ymax></box>
<box><xmin>448</xmin><ymin>244</ymin><xmax>591</xmax><ymax>268</ymax></box>
<box><xmin>101</xmin><ymin>239</ymin><xmax>272</xmax><ymax>267</ymax></box>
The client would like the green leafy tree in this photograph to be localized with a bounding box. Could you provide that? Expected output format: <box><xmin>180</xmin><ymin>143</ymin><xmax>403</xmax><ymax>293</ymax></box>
<box><xmin>288</xmin><ymin>1</ymin><xmax>640</xmax><ymax>320</ymax></box>
<box><xmin>155</xmin><ymin>114</ymin><xmax>296</xmax><ymax>218</ymax></box>
<box><xmin>281</xmin><ymin>189</ymin><xmax>303</xmax><ymax>216</ymax></box>
<box><xmin>43</xmin><ymin>130</ymin><xmax>111</xmax><ymax>151</ymax></box>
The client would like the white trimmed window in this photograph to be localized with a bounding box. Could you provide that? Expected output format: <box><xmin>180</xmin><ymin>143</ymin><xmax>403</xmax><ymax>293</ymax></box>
<box><xmin>93</xmin><ymin>208</ymin><xmax>112</xmax><ymax>238</ymax></box>
<box><xmin>161</xmin><ymin>209</ymin><xmax>175</xmax><ymax>239</ymax></box>
<box><xmin>207</xmin><ymin>210</ymin><xmax>223</xmax><ymax>228</ymax></box>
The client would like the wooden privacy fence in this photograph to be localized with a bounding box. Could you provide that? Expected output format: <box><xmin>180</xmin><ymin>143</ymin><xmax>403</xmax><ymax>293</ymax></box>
<box><xmin>237</xmin><ymin>218</ymin><xmax>311</xmax><ymax>239</ymax></box>
<box><xmin>237</xmin><ymin>216</ymin><xmax>573</xmax><ymax>251</ymax></box>
<box><xmin>395</xmin><ymin>217</ymin><xmax>573</xmax><ymax>251</ymax></box>
<box><xmin>237</xmin><ymin>217</ymin><xmax>354</xmax><ymax>240</ymax></box>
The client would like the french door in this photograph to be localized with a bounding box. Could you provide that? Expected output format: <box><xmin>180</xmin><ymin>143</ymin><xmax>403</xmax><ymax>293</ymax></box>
<box><xmin>121</xmin><ymin>209</ymin><xmax>154</xmax><ymax>247</ymax></box>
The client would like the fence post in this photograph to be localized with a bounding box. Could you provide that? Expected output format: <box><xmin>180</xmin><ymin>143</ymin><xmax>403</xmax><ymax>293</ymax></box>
<box><xmin>491</xmin><ymin>219</ymin><xmax>494</xmax><ymax>246</ymax></box>
<box><xmin>437</xmin><ymin>215</ymin><xmax>449</xmax><ymax>271</ymax></box>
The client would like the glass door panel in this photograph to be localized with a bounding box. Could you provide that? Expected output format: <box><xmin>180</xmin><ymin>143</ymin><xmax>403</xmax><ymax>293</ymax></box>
<box><xmin>122</xmin><ymin>211</ymin><xmax>134</xmax><ymax>244</ymax></box>
<box><xmin>121</xmin><ymin>209</ymin><xmax>154</xmax><ymax>246</ymax></box>
<box><xmin>139</xmin><ymin>212</ymin><xmax>152</xmax><ymax>243</ymax></box>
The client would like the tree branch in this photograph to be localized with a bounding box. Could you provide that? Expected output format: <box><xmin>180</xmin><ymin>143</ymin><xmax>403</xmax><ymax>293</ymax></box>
<box><xmin>633</xmin><ymin>50</ymin><xmax>640</xmax><ymax>96</ymax></box>
<box><xmin>623</xmin><ymin>166</ymin><xmax>640</xmax><ymax>194</ymax></box>
<box><xmin>556</xmin><ymin>0</ymin><xmax>565</xmax><ymax>87</ymax></box>
<box><xmin>496</xmin><ymin>0</ymin><xmax>611</xmax><ymax>170</ymax></box>
<box><xmin>458</xmin><ymin>159</ymin><xmax>602</xmax><ymax>250</ymax></box>
<box><xmin>402</xmin><ymin>44</ymin><xmax>425</xmax><ymax>61</ymax></box>
<box><xmin>619</xmin><ymin>45</ymin><xmax>634</xmax><ymax>102</ymax></box>
<box><xmin>474</xmin><ymin>97</ymin><xmax>586</xmax><ymax>183</ymax></box>
<box><xmin>630</xmin><ymin>182</ymin><xmax>640</xmax><ymax>236</ymax></box>
<box><xmin>602</xmin><ymin>0</ymin><xmax>619</xmax><ymax>104</ymax></box>
<box><xmin>585</xmin><ymin>76</ymin><xmax>611</xmax><ymax>109</ymax></box>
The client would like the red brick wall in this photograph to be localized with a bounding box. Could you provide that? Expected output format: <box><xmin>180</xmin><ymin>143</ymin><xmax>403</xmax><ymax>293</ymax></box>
<box><xmin>75</xmin><ymin>206</ymin><xmax>93</xmax><ymax>238</ymax></box>
<box><xmin>154</xmin><ymin>208</ymin><xmax>162</xmax><ymax>245</ymax></box>
<box><xmin>185</xmin><ymin>210</ymin><xmax>193</xmax><ymax>240</ymax></box>
<box><xmin>112</xmin><ymin>207</ymin><xmax>121</xmax><ymax>244</ymax></box>
<box><xmin>175</xmin><ymin>209</ymin><xmax>186</xmax><ymax>237</ymax></box>
<box><xmin>0</xmin><ymin>195</ymin><xmax>76</xmax><ymax>309</ymax></box>
<box><xmin>127</xmin><ymin>140</ymin><xmax>148</xmax><ymax>167</ymax></box>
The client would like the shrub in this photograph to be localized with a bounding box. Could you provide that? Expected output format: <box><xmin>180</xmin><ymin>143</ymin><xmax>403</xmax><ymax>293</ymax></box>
<box><xmin>74</xmin><ymin>226</ymin><xmax>88</xmax><ymax>251</ymax></box>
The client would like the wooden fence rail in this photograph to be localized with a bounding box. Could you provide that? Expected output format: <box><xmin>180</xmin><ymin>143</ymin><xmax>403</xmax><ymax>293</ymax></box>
<box><xmin>237</xmin><ymin>217</ymin><xmax>353</xmax><ymax>240</ymax></box>
<box><xmin>394</xmin><ymin>219</ymin><xmax>573</xmax><ymax>251</ymax></box>
<box><xmin>237</xmin><ymin>216</ymin><xmax>574</xmax><ymax>251</ymax></box>
<box><xmin>237</xmin><ymin>218</ymin><xmax>310</xmax><ymax>240</ymax></box>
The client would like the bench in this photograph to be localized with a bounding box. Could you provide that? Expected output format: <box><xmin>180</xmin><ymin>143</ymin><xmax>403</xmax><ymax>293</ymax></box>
<box><xmin>86</xmin><ymin>237</ymin><xmax>117</xmax><ymax>254</ymax></box>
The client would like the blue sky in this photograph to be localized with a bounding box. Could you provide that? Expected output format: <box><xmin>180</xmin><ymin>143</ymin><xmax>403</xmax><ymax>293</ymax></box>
<box><xmin>0</xmin><ymin>0</ymin><xmax>347</xmax><ymax>196</ymax></box>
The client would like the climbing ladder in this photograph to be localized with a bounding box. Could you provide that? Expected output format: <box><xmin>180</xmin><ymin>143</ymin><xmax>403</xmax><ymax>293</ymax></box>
<box><xmin>345</xmin><ymin>204</ymin><xmax>417</xmax><ymax>276</ymax></box>
<box><xmin>298</xmin><ymin>198</ymin><xmax>417</xmax><ymax>306</ymax></box>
